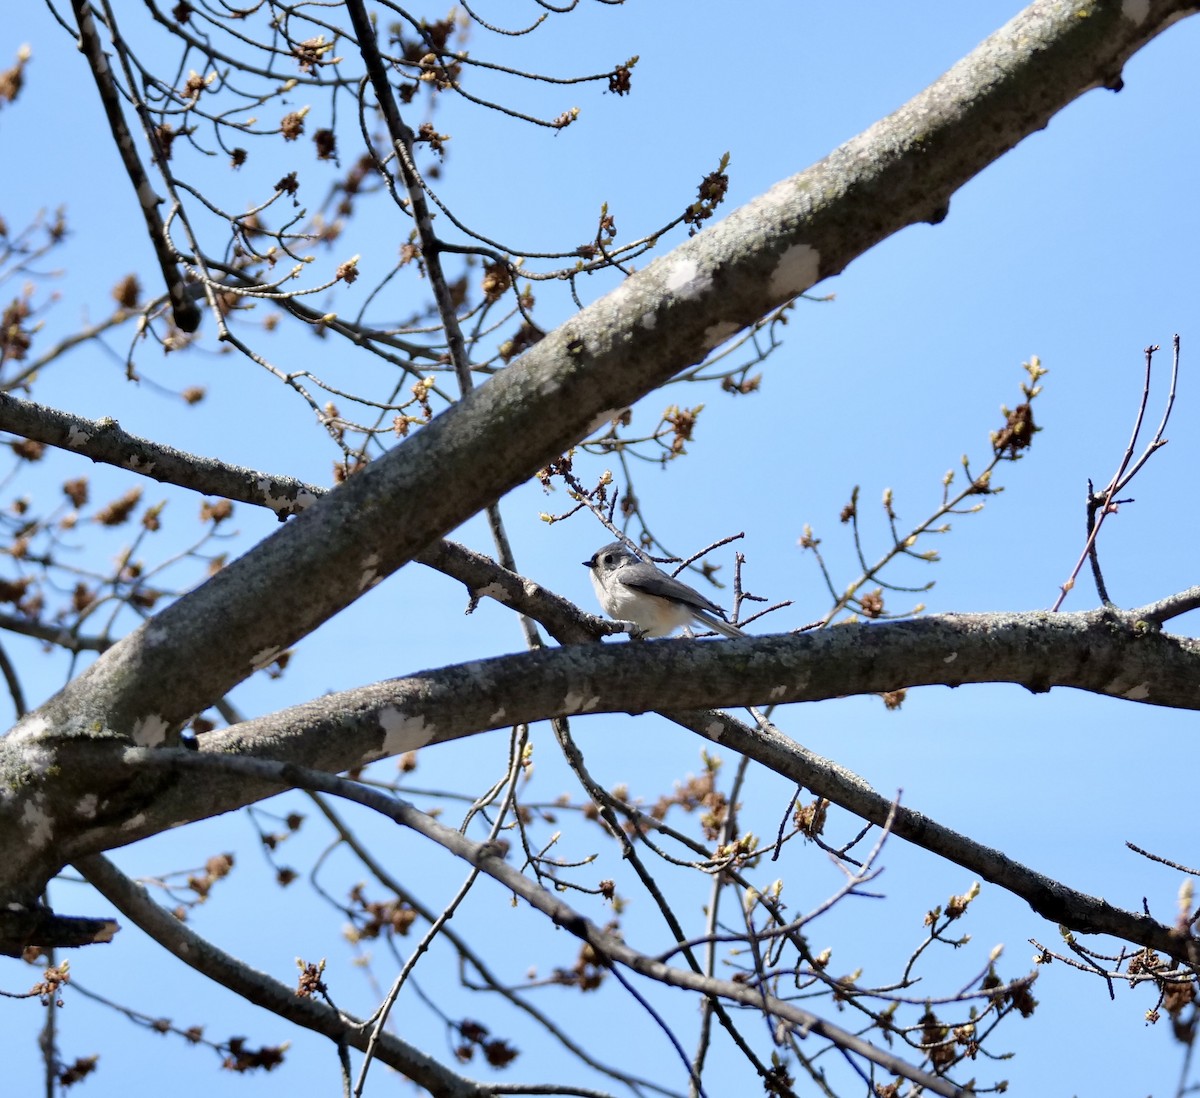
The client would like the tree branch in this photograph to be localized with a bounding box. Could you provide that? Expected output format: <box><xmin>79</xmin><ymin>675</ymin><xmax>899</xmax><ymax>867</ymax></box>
<box><xmin>6</xmin><ymin>605</ymin><xmax>1196</xmax><ymax>965</ymax></box>
<box><xmin>0</xmin><ymin>391</ymin><xmax>603</xmax><ymax>647</ymax></box>
<box><xmin>69</xmin><ymin>0</ymin><xmax>200</xmax><ymax>332</ymax></box>
<box><xmin>76</xmin><ymin>854</ymin><xmax>488</xmax><ymax>1098</ymax></box>
<box><xmin>5</xmin><ymin>0</ymin><xmax>1193</xmax><ymax>761</ymax></box>
<box><xmin>101</xmin><ymin>751</ymin><xmax>969</xmax><ymax>1098</ymax></box>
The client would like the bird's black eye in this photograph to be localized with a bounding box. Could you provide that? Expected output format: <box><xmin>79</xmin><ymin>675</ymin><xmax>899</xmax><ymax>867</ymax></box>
<box><xmin>603</xmin><ymin>553</ymin><xmax>614</xmax><ymax>565</ymax></box>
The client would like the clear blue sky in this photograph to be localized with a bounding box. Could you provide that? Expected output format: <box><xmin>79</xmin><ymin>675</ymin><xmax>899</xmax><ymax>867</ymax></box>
<box><xmin>4</xmin><ymin>3</ymin><xmax>1200</xmax><ymax>1095</ymax></box>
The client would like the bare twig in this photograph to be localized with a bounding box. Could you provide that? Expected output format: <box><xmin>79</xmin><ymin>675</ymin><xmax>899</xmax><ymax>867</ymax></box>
<box><xmin>1126</xmin><ymin>842</ymin><xmax>1200</xmax><ymax>877</ymax></box>
<box><xmin>115</xmin><ymin>748</ymin><xmax>970</xmax><ymax>1098</ymax></box>
<box><xmin>1053</xmin><ymin>337</ymin><xmax>1180</xmax><ymax>611</ymax></box>
<box><xmin>76</xmin><ymin>854</ymin><xmax>486</xmax><ymax>1097</ymax></box>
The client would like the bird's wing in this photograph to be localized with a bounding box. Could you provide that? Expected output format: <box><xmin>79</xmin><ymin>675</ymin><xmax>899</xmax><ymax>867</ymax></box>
<box><xmin>622</xmin><ymin>569</ymin><xmax>743</xmax><ymax>635</ymax></box>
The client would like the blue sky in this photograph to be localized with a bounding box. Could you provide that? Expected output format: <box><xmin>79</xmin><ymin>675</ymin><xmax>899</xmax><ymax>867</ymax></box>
<box><xmin>3</xmin><ymin>2</ymin><xmax>1200</xmax><ymax>1095</ymax></box>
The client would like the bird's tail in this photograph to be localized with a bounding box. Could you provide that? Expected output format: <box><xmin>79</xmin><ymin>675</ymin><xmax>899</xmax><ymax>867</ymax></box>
<box><xmin>692</xmin><ymin>610</ymin><xmax>745</xmax><ymax>639</ymax></box>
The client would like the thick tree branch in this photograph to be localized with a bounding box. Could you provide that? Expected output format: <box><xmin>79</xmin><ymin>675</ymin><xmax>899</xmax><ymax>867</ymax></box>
<box><xmin>14</xmin><ymin>0</ymin><xmax>1194</xmax><ymax>757</ymax></box>
<box><xmin>7</xmin><ymin>607</ymin><xmax>1196</xmax><ymax>965</ymax></box>
<box><xmin>4</xmin><ymin>0</ymin><xmax>1198</xmax><ymax>918</ymax></box>
<box><xmin>0</xmin><ymin>391</ymin><xmax>602</xmax><ymax>646</ymax></box>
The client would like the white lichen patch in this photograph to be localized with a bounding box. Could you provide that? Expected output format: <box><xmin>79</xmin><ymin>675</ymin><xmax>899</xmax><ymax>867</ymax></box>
<box><xmin>8</xmin><ymin>714</ymin><xmax>50</xmax><ymax>747</ymax></box>
<box><xmin>74</xmin><ymin>793</ymin><xmax>99</xmax><ymax>819</ymax></box>
<box><xmin>1122</xmin><ymin>0</ymin><xmax>1149</xmax><ymax>22</ymax></box>
<box><xmin>21</xmin><ymin>797</ymin><xmax>53</xmax><ymax>849</ymax></box>
<box><xmin>663</xmin><ymin>256</ymin><xmax>712</xmax><ymax>301</ymax></box>
<box><xmin>121</xmin><ymin>812</ymin><xmax>147</xmax><ymax>832</ymax></box>
<box><xmin>640</xmin><ymin>310</ymin><xmax>657</xmax><ymax>330</ymax></box>
<box><xmin>705</xmin><ymin>717</ymin><xmax>726</xmax><ymax>741</ymax></box>
<box><xmin>488</xmin><ymin>706</ymin><xmax>507</xmax><ymax>725</ymax></box>
<box><xmin>379</xmin><ymin>706</ymin><xmax>436</xmax><ymax>754</ymax></box>
<box><xmin>67</xmin><ymin>426</ymin><xmax>93</xmax><ymax>447</ymax></box>
<box><xmin>17</xmin><ymin>744</ymin><xmax>56</xmax><ymax>784</ymax></box>
<box><xmin>1121</xmin><ymin>682</ymin><xmax>1150</xmax><ymax>701</ymax></box>
<box><xmin>768</xmin><ymin>243</ymin><xmax>820</xmax><ymax>299</ymax></box>
<box><xmin>131</xmin><ymin>714</ymin><xmax>170</xmax><ymax>747</ymax></box>
<box><xmin>603</xmin><ymin>279</ymin><xmax>632</xmax><ymax>313</ymax></box>
<box><xmin>141</xmin><ymin>617</ymin><xmax>170</xmax><ymax>648</ymax></box>
<box><xmin>563</xmin><ymin>689</ymin><xmax>601</xmax><ymax>714</ymax></box>
<box><xmin>769</xmin><ymin>684</ymin><xmax>787</xmax><ymax>701</ymax></box>
<box><xmin>943</xmin><ymin>651</ymin><xmax>958</xmax><ymax>664</ymax></box>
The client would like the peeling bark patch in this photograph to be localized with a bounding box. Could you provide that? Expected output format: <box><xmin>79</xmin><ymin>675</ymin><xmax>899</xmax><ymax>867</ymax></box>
<box><xmin>489</xmin><ymin>706</ymin><xmax>507</xmax><ymax>725</ymax></box>
<box><xmin>257</xmin><ymin>479</ymin><xmax>319</xmax><ymax>516</ymax></box>
<box><xmin>943</xmin><ymin>651</ymin><xmax>958</xmax><ymax>664</ymax></box>
<box><xmin>379</xmin><ymin>706</ymin><xmax>435</xmax><ymax>755</ymax></box>
<box><xmin>475</xmin><ymin>582</ymin><xmax>510</xmax><ymax>604</ymax></box>
<box><xmin>125</xmin><ymin>454</ymin><xmax>157</xmax><ymax>475</ymax></box>
<box><xmin>1122</xmin><ymin>0</ymin><xmax>1150</xmax><ymax>22</ymax></box>
<box><xmin>768</xmin><ymin>243</ymin><xmax>820</xmax><ymax>299</ymax></box>
<box><xmin>769</xmin><ymin>685</ymin><xmax>787</xmax><ymax>700</ymax></box>
<box><xmin>663</xmin><ymin>257</ymin><xmax>712</xmax><ymax>301</ymax></box>
<box><xmin>705</xmin><ymin>718</ymin><xmax>725</xmax><ymax>741</ymax></box>
<box><xmin>131</xmin><ymin>714</ymin><xmax>170</xmax><ymax>747</ymax></box>
<box><xmin>121</xmin><ymin>812</ymin><xmax>147</xmax><ymax>832</ymax></box>
<box><xmin>564</xmin><ymin>689</ymin><xmax>600</xmax><ymax>713</ymax></box>
<box><xmin>258</xmin><ymin>479</ymin><xmax>292</xmax><ymax>514</ymax></box>
<box><xmin>1122</xmin><ymin>682</ymin><xmax>1151</xmax><ymax>701</ymax></box>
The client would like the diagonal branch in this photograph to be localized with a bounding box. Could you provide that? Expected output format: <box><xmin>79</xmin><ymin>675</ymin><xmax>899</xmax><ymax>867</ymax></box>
<box><xmin>104</xmin><ymin>750</ymin><xmax>969</xmax><ymax>1098</ymax></box>
<box><xmin>5</xmin><ymin>0</ymin><xmax>1198</xmax><ymax>915</ymax></box>
<box><xmin>69</xmin><ymin>0</ymin><xmax>200</xmax><ymax>332</ymax></box>
<box><xmin>76</xmin><ymin>854</ymin><xmax>489</xmax><ymax>1098</ymax></box>
<box><xmin>11</xmin><ymin>0</ymin><xmax>1197</xmax><ymax>751</ymax></box>
<box><xmin>345</xmin><ymin>0</ymin><xmax>474</xmax><ymax>392</ymax></box>
<box><xmin>0</xmin><ymin>391</ymin><xmax>602</xmax><ymax>646</ymax></box>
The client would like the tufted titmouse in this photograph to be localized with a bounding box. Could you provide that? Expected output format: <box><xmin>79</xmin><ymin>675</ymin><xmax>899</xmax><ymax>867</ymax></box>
<box><xmin>583</xmin><ymin>542</ymin><xmax>744</xmax><ymax>639</ymax></box>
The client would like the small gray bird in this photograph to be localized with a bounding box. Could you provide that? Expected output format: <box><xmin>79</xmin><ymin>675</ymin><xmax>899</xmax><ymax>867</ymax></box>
<box><xmin>583</xmin><ymin>542</ymin><xmax>744</xmax><ymax>639</ymax></box>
